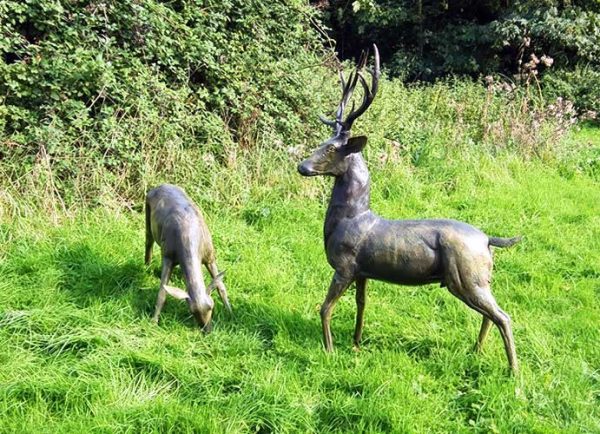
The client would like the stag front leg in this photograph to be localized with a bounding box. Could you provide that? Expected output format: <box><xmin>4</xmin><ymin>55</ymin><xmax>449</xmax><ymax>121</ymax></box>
<box><xmin>321</xmin><ymin>273</ymin><xmax>353</xmax><ymax>352</ymax></box>
<box><xmin>353</xmin><ymin>277</ymin><xmax>367</xmax><ymax>348</ymax></box>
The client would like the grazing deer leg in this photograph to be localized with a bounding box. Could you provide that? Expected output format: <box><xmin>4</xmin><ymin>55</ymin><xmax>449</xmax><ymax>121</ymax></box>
<box><xmin>153</xmin><ymin>257</ymin><xmax>174</xmax><ymax>323</ymax></box>
<box><xmin>206</xmin><ymin>261</ymin><xmax>232</xmax><ymax>314</ymax></box>
<box><xmin>321</xmin><ymin>273</ymin><xmax>353</xmax><ymax>352</ymax></box>
<box><xmin>475</xmin><ymin>317</ymin><xmax>493</xmax><ymax>352</ymax></box>
<box><xmin>145</xmin><ymin>203</ymin><xmax>154</xmax><ymax>265</ymax></box>
<box><xmin>353</xmin><ymin>277</ymin><xmax>367</xmax><ymax>348</ymax></box>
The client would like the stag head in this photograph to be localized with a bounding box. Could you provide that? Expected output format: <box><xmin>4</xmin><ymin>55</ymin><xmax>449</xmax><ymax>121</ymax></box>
<box><xmin>298</xmin><ymin>45</ymin><xmax>380</xmax><ymax>177</ymax></box>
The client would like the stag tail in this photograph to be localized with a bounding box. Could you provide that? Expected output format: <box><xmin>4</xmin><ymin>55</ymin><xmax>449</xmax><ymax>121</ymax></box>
<box><xmin>489</xmin><ymin>236</ymin><xmax>522</xmax><ymax>248</ymax></box>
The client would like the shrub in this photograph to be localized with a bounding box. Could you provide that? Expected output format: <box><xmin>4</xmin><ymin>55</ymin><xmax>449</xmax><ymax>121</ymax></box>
<box><xmin>0</xmin><ymin>1</ymin><xmax>594</xmax><ymax>214</ymax></box>
<box><xmin>0</xmin><ymin>0</ymin><xmax>331</xmax><ymax>189</ymax></box>
<box><xmin>543</xmin><ymin>66</ymin><xmax>600</xmax><ymax>119</ymax></box>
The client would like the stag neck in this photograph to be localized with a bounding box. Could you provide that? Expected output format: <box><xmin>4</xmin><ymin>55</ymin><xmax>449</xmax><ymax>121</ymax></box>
<box><xmin>326</xmin><ymin>153</ymin><xmax>371</xmax><ymax>222</ymax></box>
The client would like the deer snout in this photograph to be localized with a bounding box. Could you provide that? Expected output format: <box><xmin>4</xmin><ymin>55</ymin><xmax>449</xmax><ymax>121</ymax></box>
<box><xmin>190</xmin><ymin>299</ymin><xmax>214</xmax><ymax>332</ymax></box>
<box><xmin>298</xmin><ymin>161</ymin><xmax>316</xmax><ymax>176</ymax></box>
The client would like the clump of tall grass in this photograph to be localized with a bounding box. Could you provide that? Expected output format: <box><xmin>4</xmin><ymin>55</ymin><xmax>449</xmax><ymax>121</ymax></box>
<box><xmin>360</xmin><ymin>74</ymin><xmax>587</xmax><ymax>165</ymax></box>
<box><xmin>0</xmin><ymin>70</ymin><xmax>593</xmax><ymax>219</ymax></box>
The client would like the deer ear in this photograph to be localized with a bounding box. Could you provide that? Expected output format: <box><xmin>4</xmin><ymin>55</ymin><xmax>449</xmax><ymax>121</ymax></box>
<box><xmin>164</xmin><ymin>285</ymin><xmax>189</xmax><ymax>300</ymax></box>
<box><xmin>342</xmin><ymin>136</ymin><xmax>367</xmax><ymax>155</ymax></box>
<box><xmin>207</xmin><ymin>271</ymin><xmax>225</xmax><ymax>294</ymax></box>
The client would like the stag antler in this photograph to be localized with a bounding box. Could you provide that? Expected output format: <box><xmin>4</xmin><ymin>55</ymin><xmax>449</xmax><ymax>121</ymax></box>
<box><xmin>320</xmin><ymin>44</ymin><xmax>380</xmax><ymax>135</ymax></box>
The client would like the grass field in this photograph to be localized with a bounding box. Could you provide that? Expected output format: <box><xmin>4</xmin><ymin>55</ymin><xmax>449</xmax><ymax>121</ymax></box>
<box><xmin>1</xmin><ymin>127</ymin><xmax>599</xmax><ymax>432</ymax></box>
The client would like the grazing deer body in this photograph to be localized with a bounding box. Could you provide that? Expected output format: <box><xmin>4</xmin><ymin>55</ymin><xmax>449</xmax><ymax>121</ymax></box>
<box><xmin>298</xmin><ymin>46</ymin><xmax>521</xmax><ymax>373</ymax></box>
<box><xmin>145</xmin><ymin>184</ymin><xmax>231</xmax><ymax>331</ymax></box>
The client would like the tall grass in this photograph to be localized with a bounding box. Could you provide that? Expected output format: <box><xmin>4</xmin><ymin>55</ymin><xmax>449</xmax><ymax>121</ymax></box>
<box><xmin>1</xmin><ymin>74</ymin><xmax>595</xmax><ymax>218</ymax></box>
<box><xmin>2</xmin><ymin>72</ymin><xmax>600</xmax><ymax>431</ymax></box>
<box><xmin>1</xmin><ymin>137</ymin><xmax>599</xmax><ymax>431</ymax></box>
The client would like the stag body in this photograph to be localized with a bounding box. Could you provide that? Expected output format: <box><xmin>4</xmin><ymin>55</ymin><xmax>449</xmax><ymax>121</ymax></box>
<box><xmin>298</xmin><ymin>46</ymin><xmax>521</xmax><ymax>373</ymax></box>
<box><xmin>145</xmin><ymin>184</ymin><xmax>231</xmax><ymax>331</ymax></box>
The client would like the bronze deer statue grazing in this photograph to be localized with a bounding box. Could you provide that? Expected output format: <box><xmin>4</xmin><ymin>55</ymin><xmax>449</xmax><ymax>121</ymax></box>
<box><xmin>145</xmin><ymin>184</ymin><xmax>232</xmax><ymax>332</ymax></box>
<box><xmin>297</xmin><ymin>45</ymin><xmax>521</xmax><ymax>373</ymax></box>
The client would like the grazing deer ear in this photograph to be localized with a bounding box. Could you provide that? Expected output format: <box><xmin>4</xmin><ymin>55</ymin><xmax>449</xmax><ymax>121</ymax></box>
<box><xmin>164</xmin><ymin>285</ymin><xmax>189</xmax><ymax>300</ymax></box>
<box><xmin>342</xmin><ymin>136</ymin><xmax>367</xmax><ymax>155</ymax></box>
<box><xmin>207</xmin><ymin>271</ymin><xmax>225</xmax><ymax>294</ymax></box>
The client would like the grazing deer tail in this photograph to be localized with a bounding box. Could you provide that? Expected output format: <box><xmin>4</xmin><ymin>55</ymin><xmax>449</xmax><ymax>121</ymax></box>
<box><xmin>489</xmin><ymin>236</ymin><xmax>522</xmax><ymax>248</ymax></box>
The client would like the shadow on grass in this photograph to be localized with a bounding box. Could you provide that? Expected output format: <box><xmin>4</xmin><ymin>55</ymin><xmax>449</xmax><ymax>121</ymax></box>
<box><xmin>52</xmin><ymin>241</ymin><xmax>453</xmax><ymax>364</ymax></box>
<box><xmin>54</xmin><ymin>242</ymin><xmax>152</xmax><ymax>317</ymax></box>
<box><xmin>221</xmin><ymin>297</ymin><xmax>322</xmax><ymax>350</ymax></box>
<box><xmin>53</xmin><ymin>241</ymin><xmax>321</xmax><ymax>347</ymax></box>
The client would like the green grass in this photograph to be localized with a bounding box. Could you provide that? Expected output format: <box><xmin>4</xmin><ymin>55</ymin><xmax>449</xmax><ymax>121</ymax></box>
<box><xmin>2</xmin><ymin>134</ymin><xmax>600</xmax><ymax>432</ymax></box>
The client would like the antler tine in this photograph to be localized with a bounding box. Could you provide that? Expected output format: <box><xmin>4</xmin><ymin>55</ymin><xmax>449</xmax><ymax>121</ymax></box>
<box><xmin>366</xmin><ymin>43</ymin><xmax>380</xmax><ymax>82</ymax></box>
<box><xmin>332</xmin><ymin>68</ymin><xmax>358</xmax><ymax>132</ymax></box>
<box><xmin>342</xmin><ymin>69</ymin><xmax>359</xmax><ymax>105</ymax></box>
<box><xmin>342</xmin><ymin>44</ymin><xmax>380</xmax><ymax>131</ymax></box>
<box><xmin>318</xmin><ymin>115</ymin><xmax>338</xmax><ymax>128</ymax></box>
<box><xmin>319</xmin><ymin>69</ymin><xmax>350</xmax><ymax>129</ymax></box>
<box><xmin>356</xmin><ymin>72</ymin><xmax>371</xmax><ymax>102</ymax></box>
<box><xmin>319</xmin><ymin>45</ymin><xmax>380</xmax><ymax>133</ymax></box>
<box><xmin>356</xmin><ymin>47</ymin><xmax>368</xmax><ymax>70</ymax></box>
<box><xmin>339</xmin><ymin>70</ymin><xmax>346</xmax><ymax>92</ymax></box>
<box><xmin>335</xmin><ymin>70</ymin><xmax>350</xmax><ymax>122</ymax></box>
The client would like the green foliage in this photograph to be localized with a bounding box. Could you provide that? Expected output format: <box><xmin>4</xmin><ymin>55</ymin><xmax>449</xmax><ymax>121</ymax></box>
<box><xmin>1</xmin><ymin>3</ymin><xmax>599</xmax><ymax>431</ymax></box>
<box><xmin>1</xmin><ymin>0</ymin><xmax>597</xmax><ymax>210</ymax></box>
<box><xmin>0</xmin><ymin>0</ymin><xmax>326</xmax><ymax>183</ymax></box>
<box><xmin>316</xmin><ymin>0</ymin><xmax>600</xmax><ymax>128</ymax></box>
<box><xmin>490</xmin><ymin>4</ymin><xmax>600</xmax><ymax>68</ymax></box>
<box><xmin>2</xmin><ymin>73</ymin><xmax>593</xmax><ymax>214</ymax></box>
<box><xmin>319</xmin><ymin>0</ymin><xmax>600</xmax><ymax>78</ymax></box>
<box><xmin>543</xmin><ymin>65</ymin><xmax>600</xmax><ymax>116</ymax></box>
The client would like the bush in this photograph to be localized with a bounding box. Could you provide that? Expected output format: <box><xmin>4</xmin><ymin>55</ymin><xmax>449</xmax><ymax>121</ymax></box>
<box><xmin>0</xmin><ymin>0</ymin><xmax>330</xmax><ymax>189</ymax></box>
<box><xmin>543</xmin><ymin>66</ymin><xmax>600</xmax><ymax>119</ymax></box>
<box><xmin>0</xmin><ymin>0</ymin><xmax>595</xmax><ymax>214</ymax></box>
<box><xmin>316</xmin><ymin>1</ymin><xmax>600</xmax><ymax>80</ymax></box>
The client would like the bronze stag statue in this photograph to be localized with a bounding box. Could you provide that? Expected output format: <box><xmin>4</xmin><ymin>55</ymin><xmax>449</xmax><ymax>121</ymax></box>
<box><xmin>297</xmin><ymin>45</ymin><xmax>521</xmax><ymax>373</ymax></box>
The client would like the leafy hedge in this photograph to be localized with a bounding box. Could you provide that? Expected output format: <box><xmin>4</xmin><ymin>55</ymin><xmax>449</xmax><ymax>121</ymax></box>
<box><xmin>0</xmin><ymin>0</ymin><xmax>328</xmax><ymax>175</ymax></box>
<box><xmin>319</xmin><ymin>1</ymin><xmax>600</xmax><ymax>76</ymax></box>
<box><xmin>543</xmin><ymin>65</ymin><xmax>600</xmax><ymax>116</ymax></box>
<box><xmin>317</xmin><ymin>1</ymin><xmax>600</xmax><ymax>114</ymax></box>
<box><xmin>1</xmin><ymin>0</ymin><xmax>596</xmax><ymax>212</ymax></box>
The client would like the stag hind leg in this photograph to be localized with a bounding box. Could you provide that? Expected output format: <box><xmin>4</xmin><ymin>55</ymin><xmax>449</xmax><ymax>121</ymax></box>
<box><xmin>444</xmin><ymin>245</ymin><xmax>518</xmax><ymax>373</ymax></box>
<box><xmin>463</xmin><ymin>287</ymin><xmax>518</xmax><ymax>373</ymax></box>
<box><xmin>321</xmin><ymin>273</ymin><xmax>354</xmax><ymax>352</ymax></box>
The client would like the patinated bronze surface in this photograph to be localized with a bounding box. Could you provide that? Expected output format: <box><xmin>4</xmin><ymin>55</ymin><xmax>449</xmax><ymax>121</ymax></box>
<box><xmin>298</xmin><ymin>45</ymin><xmax>521</xmax><ymax>373</ymax></box>
<box><xmin>145</xmin><ymin>184</ymin><xmax>232</xmax><ymax>331</ymax></box>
